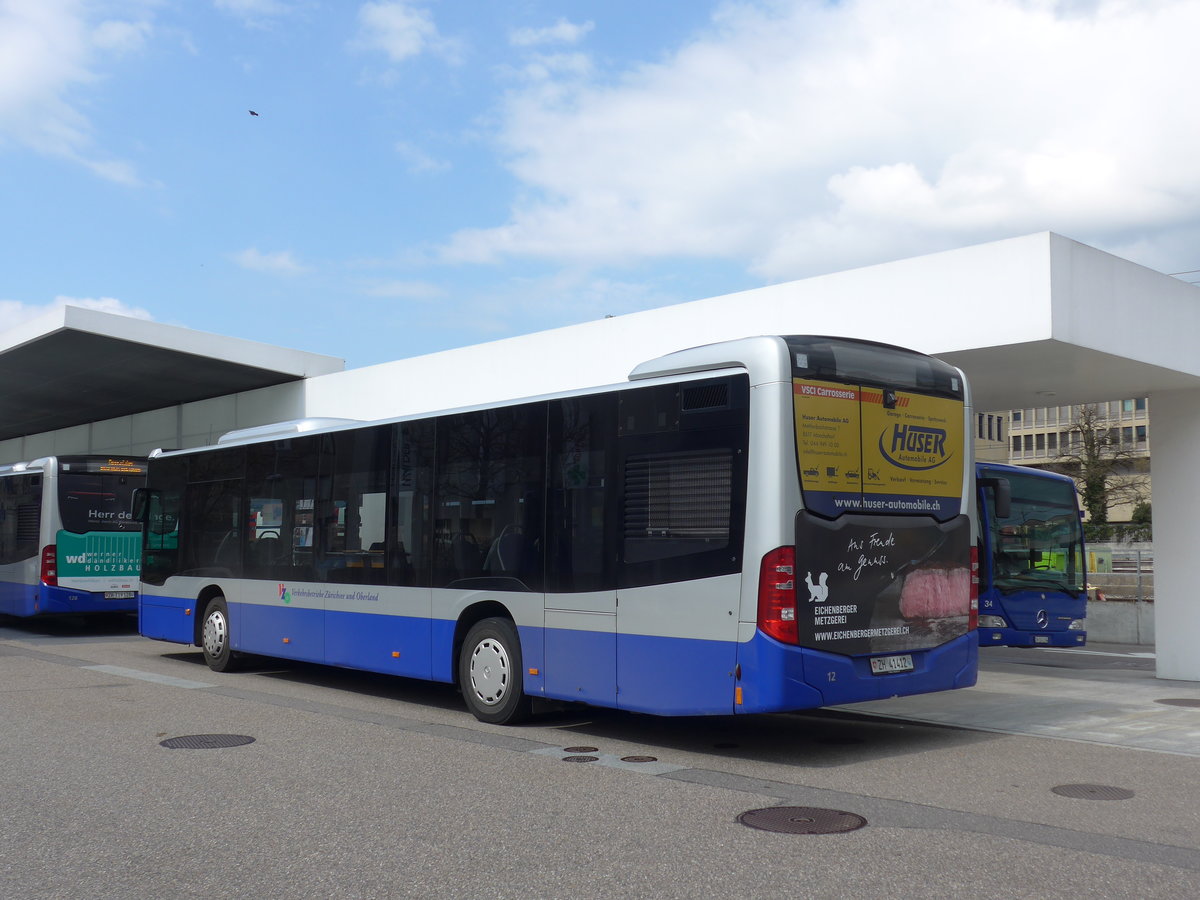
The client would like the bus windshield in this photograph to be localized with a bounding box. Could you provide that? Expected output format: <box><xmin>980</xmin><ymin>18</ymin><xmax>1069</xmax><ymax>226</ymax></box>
<box><xmin>985</xmin><ymin>470</ymin><xmax>1085</xmax><ymax>594</ymax></box>
<box><xmin>58</xmin><ymin>460</ymin><xmax>145</xmax><ymax>534</ymax></box>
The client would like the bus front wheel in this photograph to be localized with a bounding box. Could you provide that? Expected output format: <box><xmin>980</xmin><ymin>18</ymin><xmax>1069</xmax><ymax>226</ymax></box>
<box><xmin>201</xmin><ymin>596</ymin><xmax>240</xmax><ymax>673</ymax></box>
<box><xmin>459</xmin><ymin>617</ymin><xmax>532</xmax><ymax>725</ymax></box>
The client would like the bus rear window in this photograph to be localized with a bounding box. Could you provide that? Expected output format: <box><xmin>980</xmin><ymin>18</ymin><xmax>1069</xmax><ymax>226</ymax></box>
<box><xmin>59</xmin><ymin>473</ymin><xmax>142</xmax><ymax>534</ymax></box>
<box><xmin>785</xmin><ymin>335</ymin><xmax>963</xmax><ymax>399</ymax></box>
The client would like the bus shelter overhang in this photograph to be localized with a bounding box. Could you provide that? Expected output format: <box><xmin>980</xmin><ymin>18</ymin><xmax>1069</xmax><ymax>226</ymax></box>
<box><xmin>0</xmin><ymin>305</ymin><xmax>343</xmax><ymax>444</ymax></box>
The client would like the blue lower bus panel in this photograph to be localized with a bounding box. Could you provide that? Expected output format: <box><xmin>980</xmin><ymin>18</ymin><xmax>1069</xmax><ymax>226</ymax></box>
<box><xmin>1</xmin><ymin>580</ymin><xmax>137</xmax><ymax>617</ymax></box>
<box><xmin>735</xmin><ymin>631</ymin><xmax>977</xmax><ymax>713</ymax></box>
<box><xmin>978</xmin><ymin>626</ymin><xmax>1086</xmax><ymax>647</ymax></box>
<box><xmin>136</xmin><ymin>592</ymin><xmax>977</xmax><ymax>717</ymax></box>
<box><xmin>140</xmin><ymin>593</ymin><xmax>196</xmax><ymax>643</ymax></box>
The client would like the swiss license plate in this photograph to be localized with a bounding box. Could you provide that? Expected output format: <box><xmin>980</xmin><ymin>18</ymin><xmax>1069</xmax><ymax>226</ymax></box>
<box><xmin>1034</xmin><ymin>636</ymin><xmax>1050</xmax><ymax>644</ymax></box>
<box><xmin>870</xmin><ymin>654</ymin><xmax>914</xmax><ymax>675</ymax></box>
<box><xmin>105</xmin><ymin>591</ymin><xmax>136</xmax><ymax>600</ymax></box>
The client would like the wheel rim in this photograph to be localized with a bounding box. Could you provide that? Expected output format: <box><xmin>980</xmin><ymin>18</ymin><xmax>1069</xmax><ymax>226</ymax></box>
<box><xmin>468</xmin><ymin>636</ymin><xmax>510</xmax><ymax>707</ymax></box>
<box><xmin>203</xmin><ymin>607</ymin><xmax>228</xmax><ymax>658</ymax></box>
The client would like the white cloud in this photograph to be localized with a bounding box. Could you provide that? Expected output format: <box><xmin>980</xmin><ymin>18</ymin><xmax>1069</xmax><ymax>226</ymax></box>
<box><xmin>354</xmin><ymin>1</ymin><xmax>460</xmax><ymax>64</ymax></box>
<box><xmin>92</xmin><ymin>19</ymin><xmax>151</xmax><ymax>54</ymax></box>
<box><xmin>443</xmin><ymin>0</ymin><xmax>1200</xmax><ymax>280</ymax></box>
<box><xmin>0</xmin><ymin>296</ymin><xmax>153</xmax><ymax>332</ymax></box>
<box><xmin>394</xmin><ymin>140</ymin><xmax>450</xmax><ymax>174</ymax></box>
<box><xmin>232</xmin><ymin>248</ymin><xmax>311</xmax><ymax>275</ymax></box>
<box><xmin>509</xmin><ymin>18</ymin><xmax>594</xmax><ymax>48</ymax></box>
<box><xmin>0</xmin><ymin>0</ymin><xmax>150</xmax><ymax>184</ymax></box>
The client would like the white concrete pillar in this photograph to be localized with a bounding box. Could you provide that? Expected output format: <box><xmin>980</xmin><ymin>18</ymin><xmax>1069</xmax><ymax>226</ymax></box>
<box><xmin>1145</xmin><ymin>389</ymin><xmax>1200</xmax><ymax>681</ymax></box>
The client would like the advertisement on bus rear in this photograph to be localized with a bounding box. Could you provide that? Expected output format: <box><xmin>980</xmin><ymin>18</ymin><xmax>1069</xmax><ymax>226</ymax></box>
<box><xmin>793</xmin><ymin>379</ymin><xmax>964</xmax><ymax>520</ymax></box>
<box><xmin>793</xmin><ymin>513</ymin><xmax>971</xmax><ymax>655</ymax></box>
<box><xmin>792</xmin><ymin>378</ymin><xmax>969</xmax><ymax>654</ymax></box>
<box><xmin>55</xmin><ymin>531</ymin><xmax>141</xmax><ymax>593</ymax></box>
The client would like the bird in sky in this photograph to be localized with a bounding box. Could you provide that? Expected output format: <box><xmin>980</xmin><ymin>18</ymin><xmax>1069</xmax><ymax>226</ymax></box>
<box><xmin>249</xmin><ymin>110</ymin><xmax>259</xmax><ymax>116</ymax></box>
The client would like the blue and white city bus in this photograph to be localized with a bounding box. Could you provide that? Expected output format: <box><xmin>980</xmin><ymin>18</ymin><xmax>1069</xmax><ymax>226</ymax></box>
<box><xmin>0</xmin><ymin>455</ymin><xmax>145</xmax><ymax>617</ymax></box>
<box><xmin>976</xmin><ymin>462</ymin><xmax>1087</xmax><ymax>646</ymax></box>
<box><xmin>137</xmin><ymin>335</ymin><xmax>978</xmax><ymax>723</ymax></box>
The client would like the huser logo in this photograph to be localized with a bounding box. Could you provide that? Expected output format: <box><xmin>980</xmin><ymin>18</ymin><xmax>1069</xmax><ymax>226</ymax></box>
<box><xmin>879</xmin><ymin>424</ymin><xmax>951</xmax><ymax>471</ymax></box>
<box><xmin>278</xmin><ymin>584</ymin><xmax>292</xmax><ymax>604</ymax></box>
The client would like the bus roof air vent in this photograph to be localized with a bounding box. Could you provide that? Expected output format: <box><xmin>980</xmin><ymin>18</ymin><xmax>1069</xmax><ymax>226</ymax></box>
<box><xmin>217</xmin><ymin>418</ymin><xmax>363</xmax><ymax>446</ymax></box>
<box><xmin>682</xmin><ymin>382</ymin><xmax>730</xmax><ymax>411</ymax></box>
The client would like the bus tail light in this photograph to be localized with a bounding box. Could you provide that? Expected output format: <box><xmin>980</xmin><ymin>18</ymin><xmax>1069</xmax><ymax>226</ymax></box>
<box><xmin>41</xmin><ymin>545</ymin><xmax>58</xmax><ymax>586</ymax></box>
<box><xmin>758</xmin><ymin>547</ymin><xmax>798</xmax><ymax>644</ymax></box>
<box><xmin>968</xmin><ymin>545</ymin><xmax>979</xmax><ymax>630</ymax></box>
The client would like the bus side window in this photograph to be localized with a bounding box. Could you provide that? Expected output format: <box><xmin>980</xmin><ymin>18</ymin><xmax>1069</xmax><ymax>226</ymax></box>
<box><xmin>245</xmin><ymin>437</ymin><xmax>318</xmax><ymax>581</ymax></box>
<box><xmin>318</xmin><ymin>427</ymin><xmax>390</xmax><ymax>585</ymax></box>
<box><xmin>547</xmin><ymin>394</ymin><xmax>617</xmax><ymax>593</ymax></box>
<box><xmin>434</xmin><ymin>403</ymin><xmax>546</xmax><ymax>591</ymax></box>
<box><xmin>617</xmin><ymin>377</ymin><xmax>749</xmax><ymax>589</ymax></box>
<box><xmin>181</xmin><ymin>480</ymin><xmax>242</xmax><ymax>576</ymax></box>
<box><xmin>390</xmin><ymin>420</ymin><xmax>434</xmax><ymax>587</ymax></box>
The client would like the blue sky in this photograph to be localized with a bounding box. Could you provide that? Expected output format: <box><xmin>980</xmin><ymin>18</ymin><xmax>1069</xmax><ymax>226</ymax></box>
<box><xmin>5</xmin><ymin>0</ymin><xmax>1200</xmax><ymax>370</ymax></box>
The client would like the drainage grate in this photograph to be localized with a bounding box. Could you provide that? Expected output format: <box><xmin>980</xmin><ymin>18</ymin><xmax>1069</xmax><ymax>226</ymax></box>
<box><xmin>562</xmin><ymin>755</ymin><xmax>598</xmax><ymax>763</ymax></box>
<box><xmin>1155</xmin><ymin>698</ymin><xmax>1200</xmax><ymax>708</ymax></box>
<box><xmin>1051</xmin><ymin>783</ymin><xmax>1135</xmax><ymax>801</ymax></box>
<box><xmin>620</xmin><ymin>755</ymin><xmax>658</xmax><ymax>763</ymax></box>
<box><xmin>159</xmin><ymin>734</ymin><xmax>256</xmax><ymax>750</ymax></box>
<box><xmin>737</xmin><ymin>806</ymin><xmax>867</xmax><ymax>834</ymax></box>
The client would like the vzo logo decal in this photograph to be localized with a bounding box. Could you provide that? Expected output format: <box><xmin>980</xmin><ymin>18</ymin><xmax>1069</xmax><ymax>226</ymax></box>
<box><xmin>278</xmin><ymin>584</ymin><xmax>291</xmax><ymax>604</ymax></box>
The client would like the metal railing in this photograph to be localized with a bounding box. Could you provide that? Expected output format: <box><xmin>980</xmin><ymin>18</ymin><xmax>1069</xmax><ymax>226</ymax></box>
<box><xmin>1090</xmin><ymin>547</ymin><xmax>1154</xmax><ymax>602</ymax></box>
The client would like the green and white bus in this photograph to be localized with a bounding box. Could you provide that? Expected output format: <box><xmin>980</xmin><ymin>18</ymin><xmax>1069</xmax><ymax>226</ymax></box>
<box><xmin>0</xmin><ymin>455</ymin><xmax>145</xmax><ymax>617</ymax></box>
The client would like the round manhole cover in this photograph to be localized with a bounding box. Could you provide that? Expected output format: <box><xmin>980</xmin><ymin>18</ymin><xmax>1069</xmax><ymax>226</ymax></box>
<box><xmin>562</xmin><ymin>755</ymin><xmax>599</xmax><ymax>763</ymax></box>
<box><xmin>159</xmin><ymin>734</ymin><xmax>256</xmax><ymax>750</ymax></box>
<box><xmin>563</xmin><ymin>746</ymin><xmax>598</xmax><ymax>753</ymax></box>
<box><xmin>737</xmin><ymin>806</ymin><xmax>867</xmax><ymax>834</ymax></box>
<box><xmin>1051</xmin><ymin>783</ymin><xmax>1135</xmax><ymax>801</ymax></box>
<box><xmin>1155</xmin><ymin>698</ymin><xmax>1200</xmax><ymax>708</ymax></box>
<box><xmin>620</xmin><ymin>755</ymin><xmax>658</xmax><ymax>763</ymax></box>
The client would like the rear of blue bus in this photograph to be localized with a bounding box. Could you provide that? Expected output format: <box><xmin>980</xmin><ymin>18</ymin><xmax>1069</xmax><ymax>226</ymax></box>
<box><xmin>37</xmin><ymin>457</ymin><xmax>145</xmax><ymax>616</ymax></box>
<box><xmin>737</xmin><ymin>337</ymin><xmax>977</xmax><ymax>712</ymax></box>
<box><xmin>976</xmin><ymin>463</ymin><xmax>1087</xmax><ymax>647</ymax></box>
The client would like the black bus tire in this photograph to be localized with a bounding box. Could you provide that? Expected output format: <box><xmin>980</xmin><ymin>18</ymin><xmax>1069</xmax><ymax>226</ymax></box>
<box><xmin>201</xmin><ymin>595</ymin><xmax>240</xmax><ymax>673</ymax></box>
<box><xmin>459</xmin><ymin>617</ymin><xmax>532</xmax><ymax>725</ymax></box>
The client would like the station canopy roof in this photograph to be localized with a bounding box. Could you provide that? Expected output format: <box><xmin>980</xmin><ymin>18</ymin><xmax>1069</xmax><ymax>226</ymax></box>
<box><xmin>0</xmin><ymin>306</ymin><xmax>344</xmax><ymax>443</ymax></box>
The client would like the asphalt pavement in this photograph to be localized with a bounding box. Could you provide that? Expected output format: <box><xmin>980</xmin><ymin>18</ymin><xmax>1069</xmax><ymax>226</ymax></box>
<box><xmin>845</xmin><ymin>642</ymin><xmax>1200</xmax><ymax>757</ymax></box>
<box><xmin>1</xmin><ymin>619</ymin><xmax>1197</xmax><ymax>899</ymax></box>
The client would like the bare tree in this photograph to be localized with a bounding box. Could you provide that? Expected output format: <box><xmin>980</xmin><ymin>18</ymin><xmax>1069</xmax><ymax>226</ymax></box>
<box><xmin>1046</xmin><ymin>404</ymin><xmax>1149</xmax><ymax>524</ymax></box>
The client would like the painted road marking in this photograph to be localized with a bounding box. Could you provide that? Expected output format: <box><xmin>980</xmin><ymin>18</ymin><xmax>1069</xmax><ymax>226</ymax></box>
<box><xmin>84</xmin><ymin>664</ymin><xmax>213</xmax><ymax>689</ymax></box>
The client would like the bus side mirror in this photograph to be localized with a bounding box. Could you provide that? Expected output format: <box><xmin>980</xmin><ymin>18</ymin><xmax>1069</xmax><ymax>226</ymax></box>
<box><xmin>978</xmin><ymin>477</ymin><xmax>1011</xmax><ymax>519</ymax></box>
<box><xmin>131</xmin><ymin>488</ymin><xmax>151</xmax><ymax>522</ymax></box>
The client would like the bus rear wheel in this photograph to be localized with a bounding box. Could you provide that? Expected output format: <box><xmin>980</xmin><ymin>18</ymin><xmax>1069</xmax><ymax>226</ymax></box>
<box><xmin>201</xmin><ymin>595</ymin><xmax>240</xmax><ymax>673</ymax></box>
<box><xmin>459</xmin><ymin>617</ymin><xmax>532</xmax><ymax>725</ymax></box>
